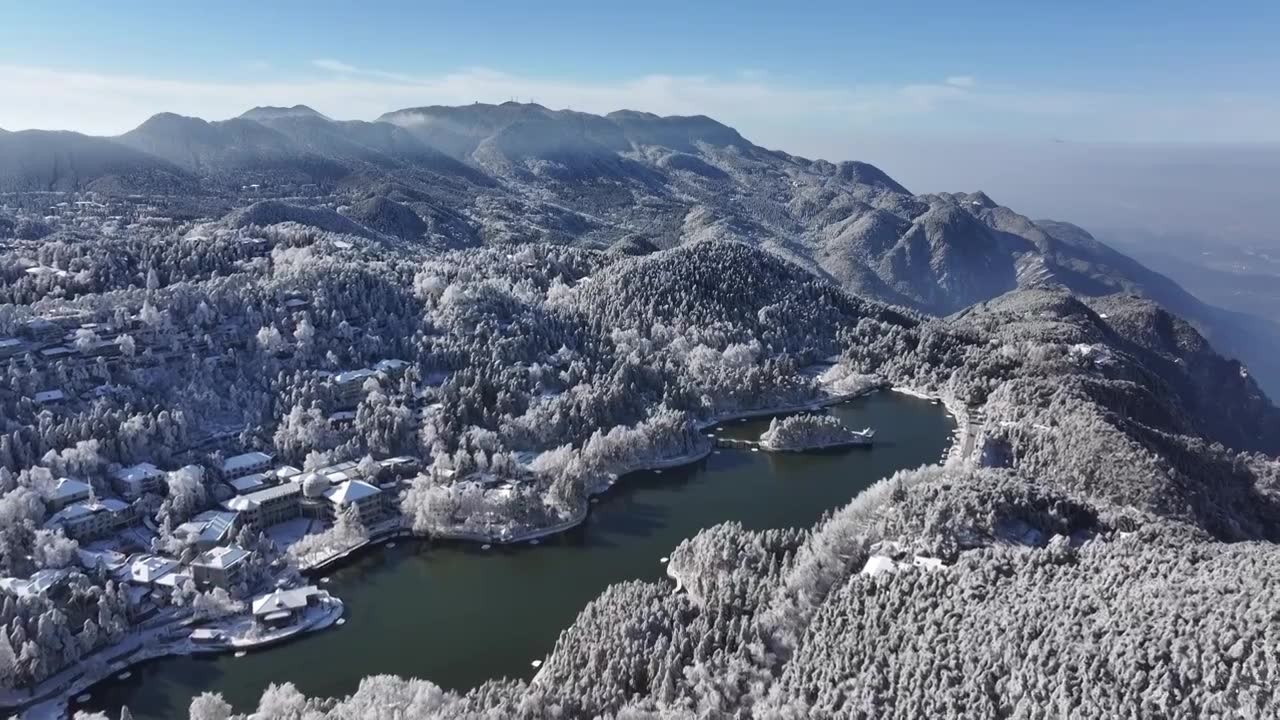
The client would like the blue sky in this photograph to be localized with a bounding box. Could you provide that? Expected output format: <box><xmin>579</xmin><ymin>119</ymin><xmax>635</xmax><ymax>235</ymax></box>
<box><xmin>1</xmin><ymin>0</ymin><xmax>1278</xmax><ymax>149</ymax></box>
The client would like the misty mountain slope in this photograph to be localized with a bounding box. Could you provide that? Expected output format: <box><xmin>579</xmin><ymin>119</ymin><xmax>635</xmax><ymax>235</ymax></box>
<box><xmin>246</xmin><ymin>112</ymin><xmax>493</xmax><ymax>185</ymax></box>
<box><xmin>1084</xmin><ymin>294</ymin><xmax>1280</xmax><ymax>452</ymax></box>
<box><xmin>115</xmin><ymin>113</ymin><xmax>300</xmax><ymax>173</ymax></box>
<box><xmin>115</xmin><ymin>111</ymin><xmax>490</xmax><ymax>189</ymax></box>
<box><xmin>955</xmin><ymin>289</ymin><xmax>1280</xmax><ymax>454</ymax></box>
<box><xmin>0</xmin><ymin>128</ymin><xmax>194</xmax><ymax>192</ymax></box>
<box><xmin>1031</xmin><ymin>218</ymin><xmax>1280</xmax><ymax>399</ymax></box>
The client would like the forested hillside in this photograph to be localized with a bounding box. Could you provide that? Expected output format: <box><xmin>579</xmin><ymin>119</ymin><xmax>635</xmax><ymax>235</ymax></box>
<box><xmin>135</xmin><ymin>240</ymin><xmax>1280</xmax><ymax>720</ymax></box>
<box><xmin>3</xmin><ymin>101</ymin><xmax>1276</xmax><ymax>395</ymax></box>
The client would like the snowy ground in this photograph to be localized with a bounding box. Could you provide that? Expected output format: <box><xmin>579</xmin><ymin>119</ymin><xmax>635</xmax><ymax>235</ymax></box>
<box><xmin>266</xmin><ymin>517</ymin><xmax>318</xmax><ymax>548</ymax></box>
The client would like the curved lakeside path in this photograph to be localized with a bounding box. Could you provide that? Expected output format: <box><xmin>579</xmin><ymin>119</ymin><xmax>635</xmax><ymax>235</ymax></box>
<box><xmin>76</xmin><ymin>391</ymin><xmax>955</xmax><ymax>720</ymax></box>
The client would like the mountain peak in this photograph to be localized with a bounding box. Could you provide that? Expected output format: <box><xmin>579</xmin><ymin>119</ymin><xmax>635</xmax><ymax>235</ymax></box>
<box><xmin>240</xmin><ymin>105</ymin><xmax>330</xmax><ymax>122</ymax></box>
<box><xmin>135</xmin><ymin>112</ymin><xmax>209</xmax><ymax>129</ymax></box>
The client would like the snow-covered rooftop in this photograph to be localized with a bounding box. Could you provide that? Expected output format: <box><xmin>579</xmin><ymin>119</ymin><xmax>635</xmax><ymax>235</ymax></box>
<box><xmin>224</xmin><ymin>495</ymin><xmax>258</xmax><ymax>512</ymax></box>
<box><xmin>50</xmin><ymin>477</ymin><xmax>92</xmax><ymax>500</ymax></box>
<box><xmin>112</xmin><ymin>462</ymin><xmax>162</xmax><ymax>482</ymax></box>
<box><xmin>243</xmin><ymin>481</ymin><xmax>300</xmax><ymax>504</ymax></box>
<box><xmin>193</xmin><ymin>545</ymin><xmax>250</xmax><ymax>570</ymax></box>
<box><xmin>251</xmin><ymin>585</ymin><xmax>320</xmax><ymax>616</ymax></box>
<box><xmin>130</xmin><ymin>555</ymin><xmax>179</xmax><ymax>584</ymax></box>
<box><xmin>334</xmin><ymin>368</ymin><xmax>378</xmax><ymax>385</ymax></box>
<box><xmin>180</xmin><ymin>510</ymin><xmax>238</xmax><ymax>545</ymax></box>
<box><xmin>324</xmin><ymin>479</ymin><xmax>382</xmax><ymax>505</ymax></box>
<box><xmin>373</xmin><ymin>358</ymin><xmax>409</xmax><ymax>373</ymax></box>
<box><xmin>0</xmin><ymin>569</ymin><xmax>69</xmax><ymax>598</ymax></box>
<box><xmin>229</xmin><ymin>473</ymin><xmax>270</xmax><ymax>493</ymax></box>
<box><xmin>33</xmin><ymin>389</ymin><xmax>65</xmax><ymax>403</ymax></box>
<box><xmin>223</xmin><ymin>451</ymin><xmax>273</xmax><ymax>474</ymax></box>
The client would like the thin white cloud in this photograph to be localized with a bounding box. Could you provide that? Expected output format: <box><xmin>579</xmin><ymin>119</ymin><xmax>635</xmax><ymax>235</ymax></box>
<box><xmin>310</xmin><ymin>58</ymin><xmax>420</xmax><ymax>84</ymax></box>
<box><xmin>0</xmin><ymin>63</ymin><xmax>1276</xmax><ymax>148</ymax></box>
<box><xmin>312</xmin><ymin>58</ymin><xmax>358</xmax><ymax>74</ymax></box>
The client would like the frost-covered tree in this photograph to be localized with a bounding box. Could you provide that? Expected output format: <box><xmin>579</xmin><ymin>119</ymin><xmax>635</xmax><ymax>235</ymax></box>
<box><xmin>188</xmin><ymin>692</ymin><xmax>233</xmax><ymax>720</ymax></box>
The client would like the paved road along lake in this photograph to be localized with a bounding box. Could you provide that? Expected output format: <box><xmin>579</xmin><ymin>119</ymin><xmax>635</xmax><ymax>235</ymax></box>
<box><xmin>81</xmin><ymin>391</ymin><xmax>954</xmax><ymax>719</ymax></box>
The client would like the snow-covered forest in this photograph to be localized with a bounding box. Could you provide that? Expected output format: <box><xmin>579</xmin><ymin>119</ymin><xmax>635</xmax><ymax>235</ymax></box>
<box><xmin>3</xmin><ymin>101</ymin><xmax>1280</xmax><ymax>720</ymax></box>
<box><xmin>758</xmin><ymin>414</ymin><xmax>869</xmax><ymax>451</ymax></box>
<box><xmin>124</xmin><ymin>279</ymin><xmax>1280</xmax><ymax>720</ymax></box>
<box><xmin>1</xmin><ymin>200</ymin><xmax>908</xmax><ymax>707</ymax></box>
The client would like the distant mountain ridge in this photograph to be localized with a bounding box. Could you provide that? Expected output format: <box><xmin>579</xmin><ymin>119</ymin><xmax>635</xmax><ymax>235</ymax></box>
<box><xmin>4</xmin><ymin>101</ymin><xmax>1279</xmax><ymax>397</ymax></box>
<box><xmin>239</xmin><ymin>105</ymin><xmax>331</xmax><ymax>122</ymax></box>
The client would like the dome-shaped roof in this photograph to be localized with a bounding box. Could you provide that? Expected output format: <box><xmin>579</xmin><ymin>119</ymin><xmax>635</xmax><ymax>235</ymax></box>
<box><xmin>301</xmin><ymin>473</ymin><xmax>331</xmax><ymax>498</ymax></box>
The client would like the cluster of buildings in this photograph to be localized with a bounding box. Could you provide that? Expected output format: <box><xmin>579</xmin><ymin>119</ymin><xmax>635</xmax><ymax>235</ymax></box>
<box><xmin>41</xmin><ymin>472</ymin><xmax>153</xmax><ymax>543</ymax></box>
<box><xmin>19</xmin><ymin>446</ymin><xmax>415</xmax><ymax>627</ymax></box>
<box><xmin>31</xmin><ymin>195</ymin><xmax>178</xmax><ymax>232</ymax></box>
<box><xmin>4</xmin><ymin>307</ymin><xmax>250</xmax><ymax>411</ymax></box>
<box><xmin>328</xmin><ymin>358</ymin><xmax>411</xmax><ymax>409</ymax></box>
<box><xmin>218</xmin><ymin>452</ymin><xmax>406</xmax><ymax>531</ymax></box>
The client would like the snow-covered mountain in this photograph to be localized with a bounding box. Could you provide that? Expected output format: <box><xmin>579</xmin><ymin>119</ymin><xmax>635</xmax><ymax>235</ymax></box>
<box><xmin>4</xmin><ymin>101</ymin><xmax>1278</xmax><ymax>395</ymax></box>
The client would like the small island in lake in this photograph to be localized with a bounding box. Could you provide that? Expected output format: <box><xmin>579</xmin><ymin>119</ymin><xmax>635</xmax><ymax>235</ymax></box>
<box><xmin>758</xmin><ymin>414</ymin><xmax>874</xmax><ymax>452</ymax></box>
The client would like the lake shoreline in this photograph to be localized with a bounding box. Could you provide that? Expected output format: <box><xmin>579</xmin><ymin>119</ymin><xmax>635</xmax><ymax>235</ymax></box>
<box><xmin>13</xmin><ymin>597</ymin><xmax>346</xmax><ymax>720</ymax></box>
<box><xmin>57</xmin><ymin>386</ymin><xmax>956</xmax><ymax>720</ymax></box>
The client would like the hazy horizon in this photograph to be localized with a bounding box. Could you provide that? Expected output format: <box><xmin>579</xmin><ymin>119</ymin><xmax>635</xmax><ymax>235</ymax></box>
<box><xmin>2</xmin><ymin>0</ymin><xmax>1277</xmax><ymax>259</ymax></box>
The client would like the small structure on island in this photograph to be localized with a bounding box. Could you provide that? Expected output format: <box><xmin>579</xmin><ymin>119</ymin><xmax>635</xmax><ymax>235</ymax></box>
<box><xmin>250</xmin><ymin>585</ymin><xmax>324</xmax><ymax>630</ymax></box>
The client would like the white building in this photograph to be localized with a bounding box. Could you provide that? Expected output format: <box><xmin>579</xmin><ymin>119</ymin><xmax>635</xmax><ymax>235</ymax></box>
<box><xmin>275</xmin><ymin>465</ymin><xmax>302</xmax><ymax>482</ymax></box>
<box><xmin>112</xmin><ymin>462</ymin><xmax>165</xmax><ymax>499</ymax></box>
<box><xmin>224</xmin><ymin>482</ymin><xmax>301</xmax><ymax>530</ymax></box>
<box><xmin>251</xmin><ymin>585</ymin><xmax>323</xmax><ymax>629</ymax></box>
<box><xmin>324</xmin><ymin>480</ymin><xmax>389</xmax><ymax>526</ymax></box>
<box><xmin>373</xmin><ymin>358</ymin><xmax>409</xmax><ymax>377</ymax></box>
<box><xmin>223</xmin><ymin>452</ymin><xmax>273</xmax><ymax>479</ymax></box>
<box><xmin>229</xmin><ymin>473</ymin><xmax>271</xmax><ymax>494</ymax></box>
<box><xmin>0</xmin><ymin>569</ymin><xmax>70</xmax><ymax>599</ymax></box>
<box><xmin>43</xmin><ymin>499</ymin><xmax>133</xmax><ymax>541</ymax></box>
<box><xmin>175</xmin><ymin>510</ymin><xmax>239</xmax><ymax>550</ymax></box>
<box><xmin>332</xmin><ymin>368</ymin><xmax>379</xmax><ymax>406</ymax></box>
<box><xmin>128</xmin><ymin>555</ymin><xmax>180</xmax><ymax>585</ymax></box>
<box><xmin>47</xmin><ymin>477</ymin><xmax>92</xmax><ymax>512</ymax></box>
<box><xmin>190</xmin><ymin>545</ymin><xmax>250</xmax><ymax>590</ymax></box>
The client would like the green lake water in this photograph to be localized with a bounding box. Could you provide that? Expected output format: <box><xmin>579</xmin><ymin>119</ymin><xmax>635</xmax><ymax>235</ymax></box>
<box><xmin>80</xmin><ymin>392</ymin><xmax>953</xmax><ymax>719</ymax></box>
